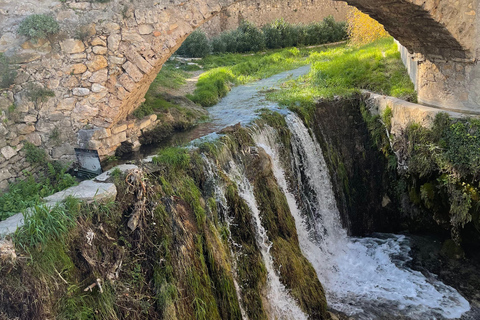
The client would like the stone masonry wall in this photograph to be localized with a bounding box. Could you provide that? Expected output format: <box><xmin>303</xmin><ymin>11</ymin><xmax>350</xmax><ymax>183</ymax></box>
<box><xmin>0</xmin><ymin>0</ymin><xmax>236</xmax><ymax>190</ymax></box>
<box><xmin>0</xmin><ymin>0</ymin><xmax>479</xmax><ymax>190</ymax></box>
<box><xmin>199</xmin><ymin>0</ymin><xmax>349</xmax><ymax>37</ymax></box>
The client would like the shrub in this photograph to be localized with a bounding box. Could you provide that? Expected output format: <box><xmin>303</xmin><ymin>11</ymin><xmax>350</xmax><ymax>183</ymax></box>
<box><xmin>177</xmin><ymin>30</ymin><xmax>211</xmax><ymax>58</ymax></box>
<box><xmin>262</xmin><ymin>19</ymin><xmax>298</xmax><ymax>49</ymax></box>
<box><xmin>0</xmin><ymin>53</ymin><xmax>16</xmax><ymax>89</ymax></box>
<box><xmin>234</xmin><ymin>21</ymin><xmax>265</xmax><ymax>53</ymax></box>
<box><xmin>18</xmin><ymin>14</ymin><xmax>60</xmax><ymax>41</ymax></box>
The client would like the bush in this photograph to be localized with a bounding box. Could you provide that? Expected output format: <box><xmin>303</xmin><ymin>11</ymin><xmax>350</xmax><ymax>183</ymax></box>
<box><xmin>0</xmin><ymin>53</ymin><xmax>16</xmax><ymax>89</ymax></box>
<box><xmin>177</xmin><ymin>30</ymin><xmax>211</xmax><ymax>58</ymax></box>
<box><xmin>18</xmin><ymin>14</ymin><xmax>60</xmax><ymax>41</ymax></box>
<box><xmin>234</xmin><ymin>21</ymin><xmax>265</xmax><ymax>53</ymax></box>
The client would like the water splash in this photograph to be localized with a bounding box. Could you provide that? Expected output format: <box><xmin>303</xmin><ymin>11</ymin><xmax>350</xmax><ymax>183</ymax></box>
<box><xmin>254</xmin><ymin>116</ymin><xmax>470</xmax><ymax>319</ymax></box>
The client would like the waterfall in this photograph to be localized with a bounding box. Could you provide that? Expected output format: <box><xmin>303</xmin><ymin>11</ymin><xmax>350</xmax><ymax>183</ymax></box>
<box><xmin>226</xmin><ymin>159</ymin><xmax>309</xmax><ymax>320</ymax></box>
<box><xmin>253</xmin><ymin>114</ymin><xmax>470</xmax><ymax>320</ymax></box>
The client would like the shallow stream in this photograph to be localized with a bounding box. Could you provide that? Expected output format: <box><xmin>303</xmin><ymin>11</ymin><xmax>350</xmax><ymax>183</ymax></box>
<box><xmin>147</xmin><ymin>66</ymin><xmax>473</xmax><ymax>319</ymax></box>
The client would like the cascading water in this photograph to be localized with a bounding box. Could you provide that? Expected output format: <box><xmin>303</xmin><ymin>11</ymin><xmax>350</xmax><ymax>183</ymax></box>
<box><xmin>253</xmin><ymin>114</ymin><xmax>470</xmax><ymax>320</ymax></box>
<box><xmin>226</xmin><ymin>159</ymin><xmax>309</xmax><ymax>320</ymax></box>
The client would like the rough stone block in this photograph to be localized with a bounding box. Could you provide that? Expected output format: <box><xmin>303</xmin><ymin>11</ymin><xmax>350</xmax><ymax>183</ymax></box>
<box><xmin>60</xmin><ymin>39</ymin><xmax>85</xmax><ymax>54</ymax></box>
<box><xmin>86</xmin><ymin>55</ymin><xmax>108</xmax><ymax>72</ymax></box>
<box><xmin>1</xmin><ymin>146</ymin><xmax>16</xmax><ymax>160</ymax></box>
<box><xmin>44</xmin><ymin>180</ymin><xmax>117</xmax><ymax>204</ymax></box>
<box><xmin>93</xmin><ymin>46</ymin><xmax>108</xmax><ymax>55</ymax></box>
<box><xmin>91</xmin><ymin>37</ymin><xmax>106</xmax><ymax>46</ymax></box>
<box><xmin>112</xmin><ymin>123</ymin><xmax>128</xmax><ymax>134</ymax></box>
<box><xmin>57</xmin><ymin>98</ymin><xmax>77</xmax><ymax>111</ymax></box>
<box><xmin>91</xmin><ymin>83</ymin><xmax>107</xmax><ymax>93</ymax></box>
<box><xmin>16</xmin><ymin>124</ymin><xmax>35</xmax><ymax>135</ymax></box>
<box><xmin>118</xmin><ymin>74</ymin><xmax>136</xmax><ymax>92</ymax></box>
<box><xmin>108</xmin><ymin>34</ymin><xmax>121</xmax><ymax>51</ymax></box>
<box><xmin>89</xmin><ymin>69</ymin><xmax>108</xmax><ymax>83</ymax></box>
<box><xmin>69</xmin><ymin>63</ymin><xmax>87</xmax><ymax>74</ymax></box>
<box><xmin>73</xmin><ymin>88</ymin><xmax>90</xmax><ymax>96</ymax></box>
<box><xmin>122</xmin><ymin>61</ymin><xmax>143</xmax><ymax>82</ymax></box>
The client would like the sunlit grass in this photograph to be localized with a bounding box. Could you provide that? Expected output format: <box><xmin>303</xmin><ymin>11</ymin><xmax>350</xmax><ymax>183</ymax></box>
<box><xmin>269</xmin><ymin>38</ymin><xmax>416</xmax><ymax>109</ymax></box>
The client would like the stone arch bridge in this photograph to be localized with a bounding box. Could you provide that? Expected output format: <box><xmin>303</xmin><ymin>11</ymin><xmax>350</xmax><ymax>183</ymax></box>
<box><xmin>0</xmin><ymin>0</ymin><xmax>478</xmax><ymax>188</ymax></box>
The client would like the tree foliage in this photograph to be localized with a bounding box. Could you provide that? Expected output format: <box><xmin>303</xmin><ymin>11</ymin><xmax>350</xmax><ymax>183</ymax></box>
<box><xmin>347</xmin><ymin>8</ymin><xmax>389</xmax><ymax>45</ymax></box>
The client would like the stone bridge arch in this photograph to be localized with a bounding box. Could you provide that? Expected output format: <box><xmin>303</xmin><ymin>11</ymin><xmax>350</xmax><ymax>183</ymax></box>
<box><xmin>0</xmin><ymin>0</ymin><xmax>478</xmax><ymax>188</ymax></box>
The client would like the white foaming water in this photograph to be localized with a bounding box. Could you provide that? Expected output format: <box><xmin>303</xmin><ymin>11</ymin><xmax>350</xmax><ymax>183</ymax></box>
<box><xmin>226</xmin><ymin>160</ymin><xmax>309</xmax><ymax>320</ymax></box>
<box><xmin>254</xmin><ymin>116</ymin><xmax>470</xmax><ymax>320</ymax></box>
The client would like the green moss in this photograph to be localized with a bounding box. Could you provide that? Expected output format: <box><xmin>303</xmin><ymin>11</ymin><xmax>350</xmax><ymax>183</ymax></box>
<box><xmin>249</xmin><ymin>154</ymin><xmax>328</xmax><ymax>318</ymax></box>
<box><xmin>225</xmin><ymin>184</ymin><xmax>268</xmax><ymax>320</ymax></box>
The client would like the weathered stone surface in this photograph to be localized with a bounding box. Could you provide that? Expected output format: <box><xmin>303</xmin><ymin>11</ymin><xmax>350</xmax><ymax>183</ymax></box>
<box><xmin>69</xmin><ymin>63</ymin><xmax>88</xmax><ymax>74</ymax></box>
<box><xmin>44</xmin><ymin>180</ymin><xmax>117</xmax><ymax>203</ymax></box>
<box><xmin>86</xmin><ymin>55</ymin><xmax>108</xmax><ymax>72</ymax></box>
<box><xmin>107</xmin><ymin>34</ymin><xmax>121</xmax><ymax>51</ymax></box>
<box><xmin>111</xmin><ymin>123</ymin><xmax>127</xmax><ymax>134</ymax></box>
<box><xmin>138</xmin><ymin>24</ymin><xmax>154</xmax><ymax>35</ymax></box>
<box><xmin>1</xmin><ymin>146</ymin><xmax>16</xmax><ymax>160</ymax></box>
<box><xmin>26</xmin><ymin>132</ymin><xmax>42</xmax><ymax>146</ymax></box>
<box><xmin>118</xmin><ymin>74</ymin><xmax>136</xmax><ymax>92</ymax></box>
<box><xmin>60</xmin><ymin>39</ymin><xmax>85</xmax><ymax>54</ymax></box>
<box><xmin>109</xmin><ymin>56</ymin><xmax>126</xmax><ymax>65</ymax></box>
<box><xmin>91</xmin><ymin>37</ymin><xmax>106</xmax><ymax>46</ymax></box>
<box><xmin>73</xmin><ymin>88</ymin><xmax>91</xmax><ymax>96</ymax></box>
<box><xmin>16</xmin><ymin>124</ymin><xmax>35</xmax><ymax>135</ymax></box>
<box><xmin>57</xmin><ymin>98</ymin><xmax>77</xmax><ymax>111</ymax></box>
<box><xmin>91</xmin><ymin>83</ymin><xmax>107</xmax><ymax>93</ymax></box>
<box><xmin>89</xmin><ymin>69</ymin><xmax>108</xmax><ymax>83</ymax></box>
<box><xmin>122</xmin><ymin>61</ymin><xmax>143</xmax><ymax>82</ymax></box>
<box><xmin>92</xmin><ymin>46</ymin><xmax>108</xmax><ymax>55</ymax></box>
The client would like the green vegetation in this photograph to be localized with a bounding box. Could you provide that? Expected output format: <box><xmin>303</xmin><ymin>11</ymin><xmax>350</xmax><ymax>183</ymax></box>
<box><xmin>401</xmin><ymin>114</ymin><xmax>480</xmax><ymax>235</ymax></box>
<box><xmin>0</xmin><ymin>143</ymin><xmax>76</xmax><ymax>221</ymax></box>
<box><xmin>269</xmin><ymin>38</ymin><xmax>416</xmax><ymax>117</ymax></box>
<box><xmin>18</xmin><ymin>14</ymin><xmax>60</xmax><ymax>41</ymax></box>
<box><xmin>132</xmin><ymin>95</ymin><xmax>179</xmax><ymax>119</ymax></box>
<box><xmin>179</xmin><ymin>17</ymin><xmax>347</xmax><ymax>57</ymax></box>
<box><xmin>0</xmin><ymin>53</ymin><xmax>16</xmax><ymax>89</ymax></box>
<box><xmin>152</xmin><ymin>64</ymin><xmax>188</xmax><ymax>89</ymax></box>
<box><xmin>190</xmin><ymin>47</ymin><xmax>308</xmax><ymax>107</ymax></box>
<box><xmin>26</xmin><ymin>84</ymin><xmax>55</xmax><ymax>103</ymax></box>
<box><xmin>177</xmin><ymin>30</ymin><xmax>211</xmax><ymax>58</ymax></box>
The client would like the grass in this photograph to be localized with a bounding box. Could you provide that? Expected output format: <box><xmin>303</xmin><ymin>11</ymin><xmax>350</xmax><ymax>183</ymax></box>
<box><xmin>14</xmin><ymin>196</ymin><xmax>80</xmax><ymax>249</ymax></box>
<box><xmin>189</xmin><ymin>47</ymin><xmax>310</xmax><ymax>107</ymax></box>
<box><xmin>269</xmin><ymin>38</ymin><xmax>416</xmax><ymax>112</ymax></box>
<box><xmin>0</xmin><ymin>162</ymin><xmax>77</xmax><ymax>221</ymax></box>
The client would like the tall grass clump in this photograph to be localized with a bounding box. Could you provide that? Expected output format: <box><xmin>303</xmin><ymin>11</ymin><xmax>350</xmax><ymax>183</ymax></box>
<box><xmin>0</xmin><ymin>143</ymin><xmax>76</xmax><ymax>221</ymax></box>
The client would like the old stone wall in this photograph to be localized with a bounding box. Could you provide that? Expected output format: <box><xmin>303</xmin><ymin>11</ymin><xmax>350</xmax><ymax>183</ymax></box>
<box><xmin>0</xmin><ymin>0</ymin><xmax>235</xmax><ymax>189</ymax></box>
<box><xmin>200</xmin><ymin>0</ymin><xmax>349</xmax><ymax>37</ymax></box>
<box><xmin>0</xmin><ymin>0</ymin><xmax>479</xmax><ymax>189</ymax></box>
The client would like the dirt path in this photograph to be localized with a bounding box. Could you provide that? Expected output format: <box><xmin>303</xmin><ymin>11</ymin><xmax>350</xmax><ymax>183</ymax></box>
<box><xmin>163</xmin><ymin>70</ymin><xmax>204</xmax><ymax>97</ymax></box>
